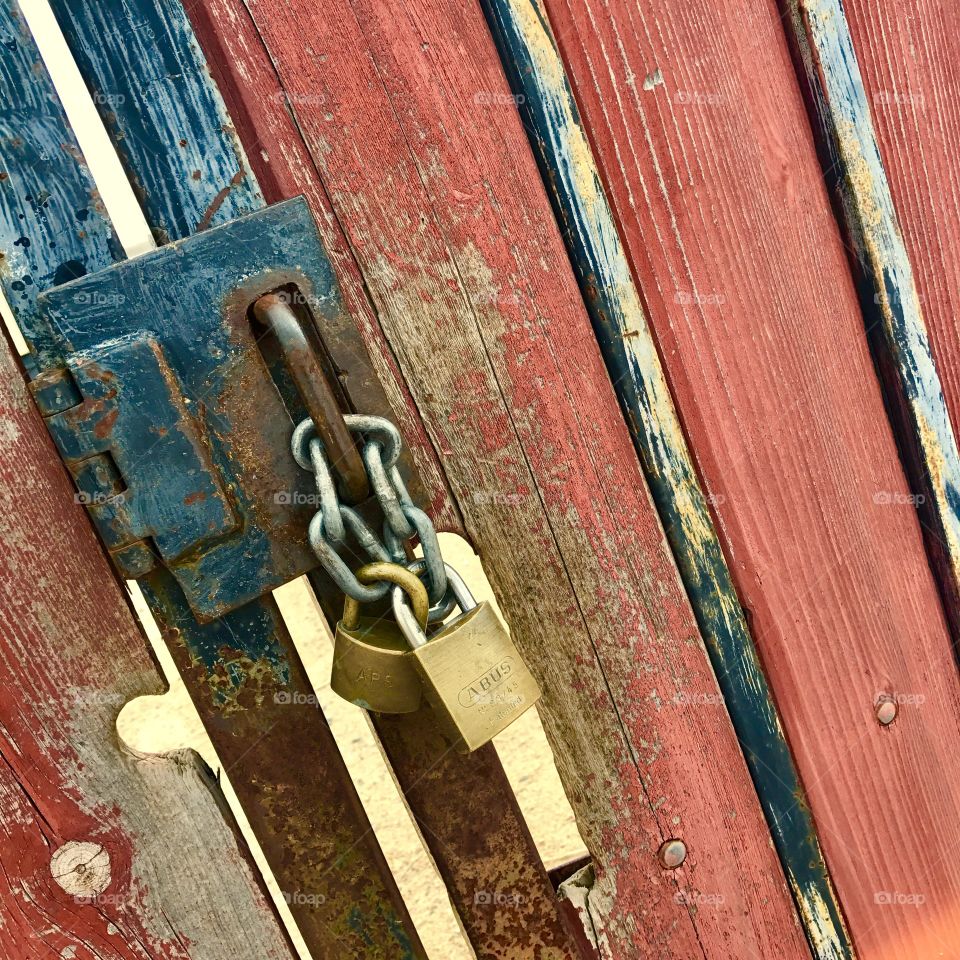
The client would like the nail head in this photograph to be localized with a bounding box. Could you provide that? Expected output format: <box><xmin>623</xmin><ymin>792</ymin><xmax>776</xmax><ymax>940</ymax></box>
<box><xmin>876</xmin><ymin>699</ymin><xmax>897</xmax><ymax>726</ymax></box>
<box><xmin>658</xmin><ymin>839</ymin><xmax>686</xmax><ymax>869</ymax></box>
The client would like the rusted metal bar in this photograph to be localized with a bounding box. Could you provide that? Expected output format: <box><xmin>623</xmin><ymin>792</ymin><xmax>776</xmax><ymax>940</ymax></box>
<box><xmin>253</xmin><ymin>293</ymin><xmax>369</xmax><ymax>503</ymax></box>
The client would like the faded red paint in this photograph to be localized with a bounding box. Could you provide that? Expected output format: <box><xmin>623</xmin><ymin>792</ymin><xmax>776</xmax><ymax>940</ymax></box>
<box><xmin>545</xmin><ymin>0</ymin><xmax>960</xmax><ymax>953</ymax></box>
<box><xmin>187</xmin><ymin>0</ymin><xmax>811</xmax><ymax>956</ymax></box>
<box><xmin>0</xmin><ymin>338</ymin><xmax>288</xmax><ymax>956</ymax></box>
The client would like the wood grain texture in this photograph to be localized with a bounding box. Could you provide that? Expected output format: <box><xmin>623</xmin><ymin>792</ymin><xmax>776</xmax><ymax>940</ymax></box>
<box><xmin>47</xmin><ymin>0</ymin><xmax>264</xmax><ymax>244</ymax></box>
<box><xmin>782</xmin><ymin>0</ymin><xmax>960</xmax><ymax>666</ymax></box>
<box><xmin>479</xmin><ymin>3</ymin><xmax>850</xmax><ymax>955</ymax></box>
<box><xmin>0</xmin><ymin>329</ymin><xmax>294</xmax><ymax>957</ymax></box>
<box><xmin>540</xmin><ymin>0</ymin><xmax>960</xmax><ymax>955</ymax></box>
<box><xmin>46</xmin><ymin>1</ymin><xmax>586</xmax><ymax>955</ymax></box>
<box><xmin>187</xmin><ymin>0</ymin><xmax>813</xmax><ymax>956</ymax></box>
<box><xmin>3</xmin><ymin>5</ymin><xmax>424</xmax><ymax>956</ymax></box>
<box><xmin>182</xmin><ymin>7</ymin><xmax>588</xmax><ymax>955</ymax></box>
<box><xmin>828</xmin><ymin>0</ymin><xmax>960</xmax><ymax>663</ymax></box>
<box><xmin>0</xmin><ymin>4</ymin><xmax>120</xmax><ymax>366</ymax></box>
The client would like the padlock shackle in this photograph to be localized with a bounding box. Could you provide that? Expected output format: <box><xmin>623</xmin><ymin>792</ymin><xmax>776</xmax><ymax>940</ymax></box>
<box><xmin>392</xmin><ymin>561</ymin><xmax>475</xmax><ymax>649</ymax></box>
<box><xmin>343</xmin><ymin>562</ymin><xmax>429</xmax><ymax>630</ymax></box>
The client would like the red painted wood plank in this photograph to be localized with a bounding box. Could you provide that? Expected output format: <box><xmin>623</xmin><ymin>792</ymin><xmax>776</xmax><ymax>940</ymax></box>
<box><xmin>0</xmin><ymin>336</ymin><xmax>293</xmax><ymax>958</ymax></box>
<box><xmin>839</xmin><ymin>0</ymin><xmax>960</xmax><ymax>624</ymax></box>
<box><xmin>542</xmin><ymin>0</ymin><xmax>960</xmax><ymax>954</ymax></box>
<box><xmin>188</xmin><ymin>0</ymin><xmax>811</xmax><ymax>956</ymax></box>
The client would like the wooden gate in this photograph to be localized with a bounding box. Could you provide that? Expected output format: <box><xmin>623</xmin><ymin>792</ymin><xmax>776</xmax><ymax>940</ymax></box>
<box><xmin>1</xmin><ymin>0</ymin><xmax>958</xmax><ymax>958</ymax></box>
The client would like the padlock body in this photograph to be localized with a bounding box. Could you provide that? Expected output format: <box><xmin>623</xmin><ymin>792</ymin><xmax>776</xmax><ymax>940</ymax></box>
<box><xmin>412</xmin><ymin>601</ymin><xmax>541</xmax><ymax>752</ymax></box>
<box><xmin>332</xmin><ymin>617</ymin><xmax>423</xmax><ymax>713</ymax></box>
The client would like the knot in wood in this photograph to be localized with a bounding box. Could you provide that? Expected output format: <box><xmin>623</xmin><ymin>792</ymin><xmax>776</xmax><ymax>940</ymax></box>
<box><xmin>50</xmin><ymin>841</ymin><xmax>112</xmax><ymax>899</ymax></box>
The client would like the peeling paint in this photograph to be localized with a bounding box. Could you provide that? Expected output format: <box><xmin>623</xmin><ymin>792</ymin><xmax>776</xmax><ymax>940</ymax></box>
<box><xmin>480</xmin><ymin>1</ymin><xmax>853</xmax><ymax>956</ymax></box>
<box><xmin>788</xmin><ymin>0</ymin><xmax>960</xmax><ymax>649</ymax></box>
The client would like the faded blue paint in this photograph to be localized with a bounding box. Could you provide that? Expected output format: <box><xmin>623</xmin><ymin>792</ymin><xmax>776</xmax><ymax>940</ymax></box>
<box><xmin>480</xmin><ymin>1</ymin><xmax>852</xmax><ymax>955</ymax></box>
<box><xmin>48</xmin><ymin>0</ymin><xmax>263</xmax><ymax>242</ymax></box>
<box><xmin>0</xmin><ymin>6</ymin><xmax>121</xmax><ymax>365</ymax></box>
<box><xmin>38</xmin><ymin>199</ymin><xmax>345</xmax><ymax>619</ymax></box>
<box><xmin>786</xmin><ymin>0</ymin><xmax>960</xmax><ymax>649</ymax></box>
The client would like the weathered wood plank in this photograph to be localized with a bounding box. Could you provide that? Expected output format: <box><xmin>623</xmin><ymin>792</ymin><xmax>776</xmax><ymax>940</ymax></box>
<box><xmin>182</xmin><ymin>6</ymin><xmax>588</xmax><ymax>955</ymax></box>
<box><xmin>45</xmin><ymin>2</ymin><xmax>587</xmax><ymax>956</ymax></box>
<box><xmin>45</xmin><ymin>0</ymin><xmax>263</xmax><ymax>243</ymax></box>
<box><xmin>1</xmin><ymin>6</ymin><xmax>424</xmax><ymax>956</ymax></box>
<box><xmin>0</xmin><ymin>316</ymin><xmax>294</xmax><ymax>956</ymax></box>
<box><xmin>539</xmin><ymin>0</ymin><xmax>960</xmax><ymax>954</ymax></box>
<box><xmin>781</xmin><ymin>0</ymin><xmax>960</xmax><ymax>662</ymax></box>
<box><xmin>817</xmin><ymin>0</ymin><xmax>960</xmax><ymax>667</ymax></box>
<box><xmin>479</xmin><ymin>3</ymin><xmax>850</xmax><ymax>956</ymax></box>
<box><xmin>187</xmin><ymin>0</ymin><xmax>813</xmax><ymax>955</ymax></box>
<box><xmin>0</xmin><ymin>5</ymin><xmax>119</xmax><ymax>367</ymax></box>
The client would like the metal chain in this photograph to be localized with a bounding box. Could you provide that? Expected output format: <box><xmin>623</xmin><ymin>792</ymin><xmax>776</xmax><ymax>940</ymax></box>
<box><xmin>292</xmin><ymin>414</ymin><xmax>449</xmax><ymax>609</ymax></box>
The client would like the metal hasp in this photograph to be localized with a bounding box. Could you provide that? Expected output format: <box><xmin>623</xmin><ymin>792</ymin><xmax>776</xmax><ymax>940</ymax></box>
<box><xmin>30</xmin><ymin>197</ymin><xmax>369</xmax><ymax>621</ymax></box>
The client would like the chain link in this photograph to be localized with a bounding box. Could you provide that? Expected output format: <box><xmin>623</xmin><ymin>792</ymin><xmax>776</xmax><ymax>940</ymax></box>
<box><xmin>294</xmin><ymin>414</ymin><xmax>449</xmax><ymax>608</ymax></box>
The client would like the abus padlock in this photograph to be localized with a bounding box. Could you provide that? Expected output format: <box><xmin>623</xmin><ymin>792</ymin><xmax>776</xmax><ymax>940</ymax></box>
<box><xmin>331</xmin><ymin>562</ymin><xmax>430</xmax><ymax>713</ymax></box>
<box><xmin>392</xmin><ymin>561</ymin><xmax>542</xmax><ymax>752</ymax></box>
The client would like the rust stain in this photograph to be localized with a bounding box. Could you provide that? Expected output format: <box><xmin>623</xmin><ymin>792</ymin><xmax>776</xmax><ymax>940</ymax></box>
<box><xmin>93</xmin><ymin>408</ymin><xmax>119</xmax><ymax>440</ymax></box>
<box><xmin>196</xmin><ymin>169</ymin><xmax>246</xmax><ymax>231</ymax></box>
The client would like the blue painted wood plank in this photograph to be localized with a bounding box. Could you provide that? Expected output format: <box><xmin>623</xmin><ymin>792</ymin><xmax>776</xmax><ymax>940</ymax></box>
<box><xmin>479</xmin><ymin>2</ymin><xmax>853</xmax><ymax>957</ymax></box>
<box><xmin>47</xmin><ymin>0</ymin><xmax>263</xmax><ymax>242</ymax></box>
<box><xmin>783</xmin><ymin>0</ymin><xmax>960</xmax><ymax>653</ymax></box>
<box><xmin>0</xmin><ymin>5</ymin><xmax>120</xmax><ymax>364</ymax></box>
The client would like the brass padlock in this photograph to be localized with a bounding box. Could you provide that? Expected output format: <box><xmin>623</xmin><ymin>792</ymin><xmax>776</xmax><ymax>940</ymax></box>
<box><xmin>392</xmin><ymin>561</ymin><xmax>542</xmax><ymax>752</ymax></box>
<box><xmin>331</xmin><ymin>562</ymin><xmax>430</xmax><ymax>713</ymax></box>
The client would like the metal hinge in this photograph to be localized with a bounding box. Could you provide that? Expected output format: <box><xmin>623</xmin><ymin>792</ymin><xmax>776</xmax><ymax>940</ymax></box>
<box><xmin>30</xmin><ymin>197</ymin><xmax>416</xmax><ymax>622</ymax></box>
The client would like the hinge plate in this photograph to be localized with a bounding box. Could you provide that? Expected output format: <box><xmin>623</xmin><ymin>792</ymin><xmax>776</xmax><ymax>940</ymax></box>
<box><xmin>33</xmin><ymin>197</ymin><xmax>396</xmax><ymax>621</ymax></box>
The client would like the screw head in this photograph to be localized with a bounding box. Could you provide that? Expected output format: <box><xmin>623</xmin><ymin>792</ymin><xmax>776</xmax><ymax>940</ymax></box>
<box><xmin>658</xmin><ymin>839</ymin><xmax>686</xmax><ymax>869</ymax></box>
<box><xmin>876</xmin><ymin>698</ymin><xmax>897</xmax><ymax>726</ymax></box>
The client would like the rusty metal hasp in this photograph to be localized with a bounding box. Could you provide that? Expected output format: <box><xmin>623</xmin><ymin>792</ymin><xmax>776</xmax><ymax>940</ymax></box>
<box><xmin>30</xmin><ymin>197</ymin><xmax>376</xmax><ymax>621</ymax></box>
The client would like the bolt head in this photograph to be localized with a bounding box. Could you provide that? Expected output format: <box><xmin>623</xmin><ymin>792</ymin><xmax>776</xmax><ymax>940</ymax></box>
<box><xmin>876</xmin><ymin>698</ymin><xmax>897</xmax><ymax>726</ymax></box>
<box><xmin>658</xmin><ymin>839</ymin><xmax>686</xmax><ymax>869</ymax></box>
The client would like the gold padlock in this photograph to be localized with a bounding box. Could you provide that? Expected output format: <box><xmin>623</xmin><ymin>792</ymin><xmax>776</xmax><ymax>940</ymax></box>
<box><xmin>331</xmin><ymin>562</ymin><xmax>430</xmax><ymax>713</ymax></box>
<box><xmin>392</xmin><ymin>561</ymin><xmax>542</xmax><ymax>752</ymax></box>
